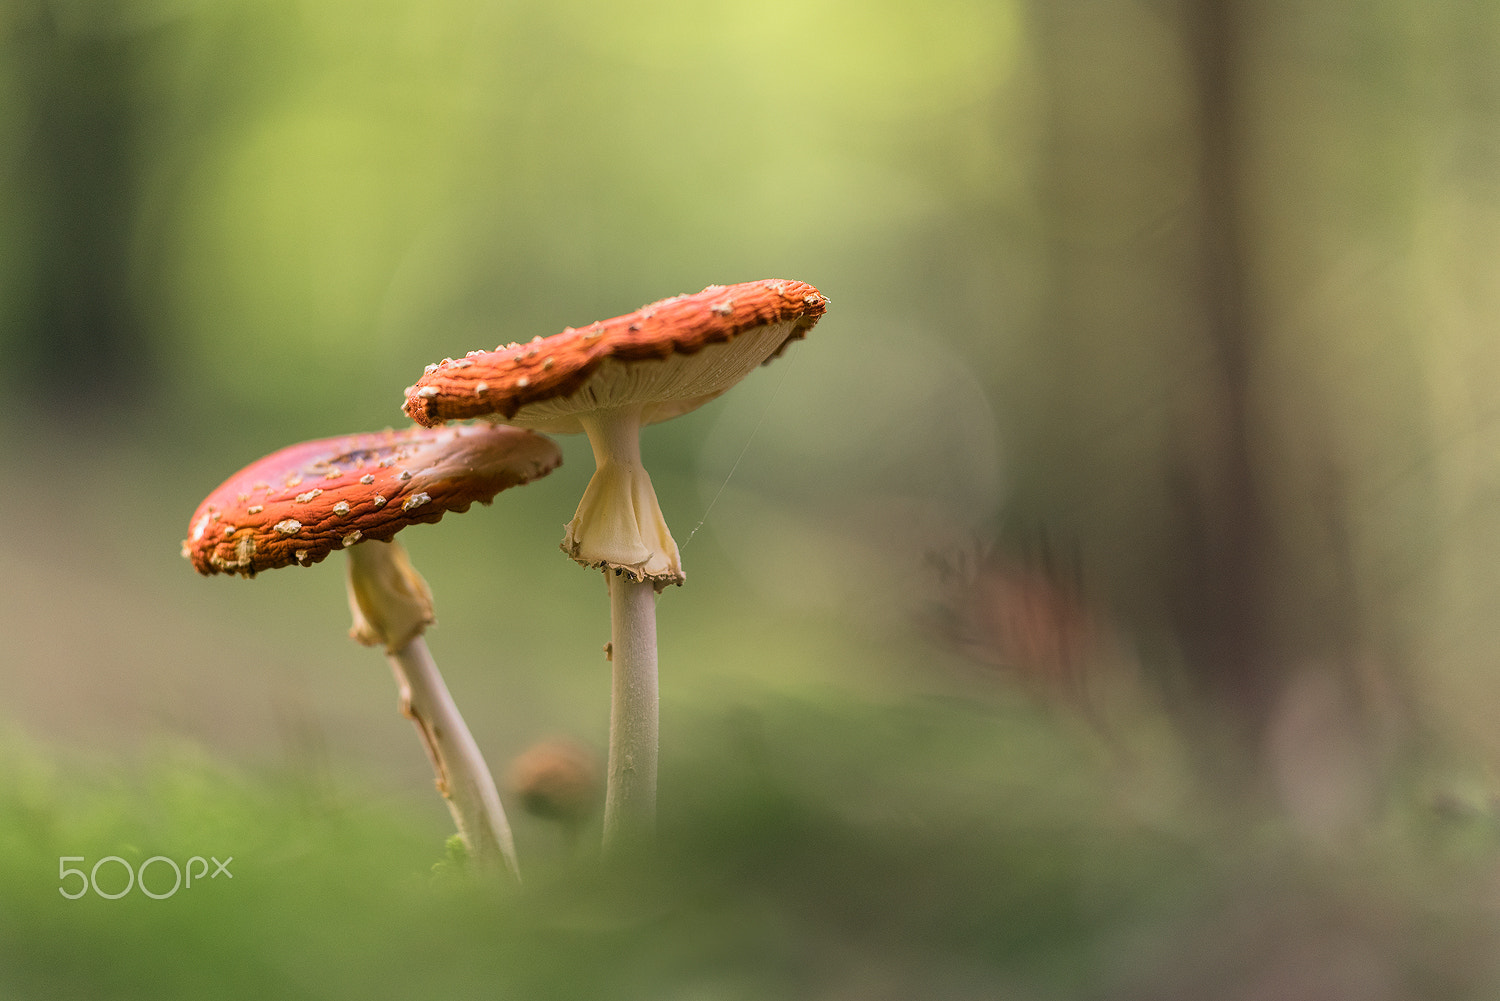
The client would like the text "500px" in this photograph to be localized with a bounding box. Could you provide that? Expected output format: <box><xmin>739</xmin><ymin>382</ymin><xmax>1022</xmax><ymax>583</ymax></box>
<box><xmin>59</xmin><ymin>855</ymin><xmax>233</xmax><ymax>900</ymax></box>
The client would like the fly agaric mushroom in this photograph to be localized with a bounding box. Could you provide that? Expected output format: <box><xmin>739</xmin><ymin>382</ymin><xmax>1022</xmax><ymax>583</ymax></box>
<box><xmin>183</xmin><ymin>424</ymin><xmax>562</xmax><ymax>878</ymax></box>
<box><xmin>403</xmin><ymin>279</ymin><xmax>828</xmax><ymax>847</ymax></box>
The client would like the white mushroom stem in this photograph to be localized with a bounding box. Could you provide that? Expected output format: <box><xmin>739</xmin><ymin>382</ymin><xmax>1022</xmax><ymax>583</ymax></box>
<box><xmin>386</xmin><ymin>635</ymin><xmax>521</xmax><ymax>879</ymax></box>
<box><xmin>346</xmin><ymin>541</ymin><xmax>520</xmax><ymax>879</ymax></box>
<box><xmin>603</xmin><ymin>571</ymin><xmax>659</xmax><ymax>849</ymax></box>
<box><xmin>559</xmin><ymin>403</ymin><xmax>673</xmax><ymax>848</ymax></box>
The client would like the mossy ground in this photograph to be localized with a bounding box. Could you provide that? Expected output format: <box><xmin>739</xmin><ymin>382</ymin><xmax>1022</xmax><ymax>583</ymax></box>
<box><xmin>3</xmin><ymin>691</ymin><xmax>1497</xmax><ymax>1000</ymax></box>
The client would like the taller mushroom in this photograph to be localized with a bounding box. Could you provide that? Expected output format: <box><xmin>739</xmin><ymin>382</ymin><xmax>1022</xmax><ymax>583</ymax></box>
<box><xmin>404</xmin><ymin>279</ymin><xmax>828</xmax><ymax>846</ymax></box>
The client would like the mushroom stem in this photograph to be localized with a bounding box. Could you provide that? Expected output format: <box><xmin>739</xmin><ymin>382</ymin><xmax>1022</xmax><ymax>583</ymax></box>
<box><xmin>346</xmin><ymin>541</ymin><xmax>519</xmax><ymax>879</ymax></box>
<box><xmin>387</xmin><ymin>636</ymin><xmax>521</xmax><ymax>879</ymax></box>
<box><xmin>602</xmin><ymin>571</ymin><xmax>659</xmax><ymax>850</ymax></box>
<box><xmin>567</xmin><ymin>406</ymin><xmax>683</xmax><ymax>586</ymax></box>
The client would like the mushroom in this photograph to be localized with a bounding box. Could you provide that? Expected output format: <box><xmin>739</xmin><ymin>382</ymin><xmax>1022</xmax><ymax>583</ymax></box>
<box><xmin>507</xmin><ymin>738</ymin><xmax>601</xmax><ymax>848</ymax></box>
<box><xmin>182</xmin><ymin>424</ymin><xmax>562</xmax><ymax>878</ymax></box>
<box><xmin>402</xmin><ymin>279</ymin><xmax>828</xmax><ymax>846</ymax></box>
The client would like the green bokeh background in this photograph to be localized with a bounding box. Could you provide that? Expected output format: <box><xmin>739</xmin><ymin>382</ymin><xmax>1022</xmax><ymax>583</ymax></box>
<box><xmin>6</xmin><ymin>0</ymin><xmax>1500</xmax><ymax>996</ymax></box>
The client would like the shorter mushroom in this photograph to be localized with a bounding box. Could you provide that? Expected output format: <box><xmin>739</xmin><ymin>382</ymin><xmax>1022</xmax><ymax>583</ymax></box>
<box><xmin>183</xmin><ymin>424</ymin><xmax>561</xmax><ymax>879</ymax></box>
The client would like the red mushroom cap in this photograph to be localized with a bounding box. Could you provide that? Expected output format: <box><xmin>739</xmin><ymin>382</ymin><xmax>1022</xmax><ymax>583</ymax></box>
<box><xmin>402</xmin><ymin>279</ymin><xmax>828</xmax><ymax>431</ymax></box>
<box><xmin>183</xmin><ymin>424</ymin><xmax>561</xmax><ymax>577</ymax></box>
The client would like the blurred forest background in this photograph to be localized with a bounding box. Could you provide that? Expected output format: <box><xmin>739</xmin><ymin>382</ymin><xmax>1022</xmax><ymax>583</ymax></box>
<box><xmin>6</xmin><ymin>0</ymin><xmax>1500</xmax><ymax>997</ymax></box>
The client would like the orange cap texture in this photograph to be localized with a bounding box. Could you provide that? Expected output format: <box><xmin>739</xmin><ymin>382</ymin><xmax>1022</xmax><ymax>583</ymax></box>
<box><xmin>403</xmin><ymin>279</ymin><xmax>828</xmax><ymax>429</ymax></box>
<box><xmin>183</xmin><ymin>424</ymin><xmax>561</xmax><ymax>577</ymax></box>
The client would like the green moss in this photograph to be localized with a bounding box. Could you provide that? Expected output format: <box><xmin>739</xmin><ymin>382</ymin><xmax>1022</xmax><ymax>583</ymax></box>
<box><xmin>0</xmin><ymin>692</ymin><xmax>1496</xmax><ymax>999</ymax></box>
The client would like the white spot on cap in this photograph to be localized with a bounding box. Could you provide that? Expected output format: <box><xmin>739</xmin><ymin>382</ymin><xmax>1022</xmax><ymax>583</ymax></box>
<box><xmin>710</xmin><ymin>299</ymin><xmax>734</xmax><ymax>315</ymax></box>
<box><xmin>295</xmin><ymin>549</ymin><xmax>311</xmax><ymax>565</ymax></box>
<box><xmin>295</xmin><ymin>489</ymin><xmax>323</xmax><ymax>504</ymax></box>
<box><xmin>474</xmin><ymin>382</ymin><xmax>489</xmax><ymax>395</ymax></box>
<box><xmin>285</xmin><ymin>475</ymin><xmax>303</xmax><ymax>488</ymax></box>
<box><xmin>342</xmin><ymin>530</ymin><xmax>362</xmax><ymax>547</ymax></box>
<box><xmin>424</xmin><ymin>363</ymin><xmax>439</xmax><ymax>374</ymax></box>
<box><xmin>516</xmin><ymin>376</ymin><xmax>531</xmax><ymax>389</ymax></box>
<box><xmin>359</xmin><ymin>474</ymin><xmax>375</xmax><ymax>485</ymax></box>
<box><xmin>332</xmin><ymin>501</ymin><xmax>351</xmax><ymax>516</ymax></box>
<box><xmin>324</xmin><ymin>469</ymin><xmax>343</xmax><ymax>480</ymax></box>
<box><xmin>541</xmin><ymin>357</ymin><xmax>555</xmax><ymax>370</ymax></box>
<box><xmin>191</xmin><ymin>513</ymin><xmax>211</xmax><ymax>541</ymax></box>
<box><xmin>274</xmin><ymin>519</ymin><xmax>301</xmax><ymax>535</ymax></box>
<box><xmin>453</xmin><ymin>358</ymin><xmax>473</xmax><ymax>368</ymax></box>
<box><xmin>416</xmin><ymin>386</ymin><xmax>439</xmax><ymax>399</ymax></box>
<box><xmin>397</xmin><ymin>470</ymin><xmax>412</xmax><ymax>481</ymax></box>
<box><xmin>372</xmin><ymin>495</ymin><xmax>387</xmax><ymax>508</ymax></box>
<box><xmin>379</xmin><ymin>457</ymin><xmax>396</xmax><ymax>467</ymax></box>
<box><xmin>402</xmin><ymin>492</ymin><xmax>431</xmax><ymax>511</ymax></box>
<box><xmin>247</xmin><ymin>504</ymin><xmax>264</xmax><ymax>515</ymax></box>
